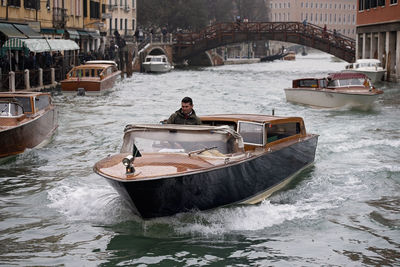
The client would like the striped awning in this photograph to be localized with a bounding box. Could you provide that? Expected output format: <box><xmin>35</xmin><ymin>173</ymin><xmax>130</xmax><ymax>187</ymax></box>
<box><xmin>2</xmin><ymin>38</ymin><xmax>80</xmax><ymax>53</ymax></box>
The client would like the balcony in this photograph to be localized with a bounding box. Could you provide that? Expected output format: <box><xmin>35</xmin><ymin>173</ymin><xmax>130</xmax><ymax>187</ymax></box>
<box><xmin>53</xmin><ymin>7</ymin><xmax>68</xmax><ymax>28</ymax></box>
<box><xmin>124</xmin><ymin>5</ymin><xmax>130</xmax><ymax>12</ymax></box>
<box><xmin>107</xmin><ymin>4</ymin><xmax>118</xmax><ymax>11</ymax></box>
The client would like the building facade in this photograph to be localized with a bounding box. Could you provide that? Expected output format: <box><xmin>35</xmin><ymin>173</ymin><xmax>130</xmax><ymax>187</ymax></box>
<box><xmin>267</xmin><ymin>0</ymin><xmax>357</xmax><ymax>38</ymax></box>
<box><xmin>356</xmin><ymin>0</ymin><xmax>400</xmax><ymax>81</ymax></box>
<box><xmin>0</xmin><ymin>0</ymin><xmax>136</xmax><ymax>53</ymax></box>
<box><xmin>105</xmin><ymin>0</ymin><xmax>136</xmax><ymax>40</ymax></box>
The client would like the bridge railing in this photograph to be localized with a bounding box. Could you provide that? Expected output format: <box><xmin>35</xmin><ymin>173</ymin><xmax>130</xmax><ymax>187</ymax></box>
<box><xmin>174</xmin><ymin>21</ymin><xmax>355</xmax><ymax>53</ymax></box>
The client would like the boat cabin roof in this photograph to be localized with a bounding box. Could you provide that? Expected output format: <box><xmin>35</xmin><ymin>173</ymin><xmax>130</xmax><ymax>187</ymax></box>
<box><xmin>200</xmin><ymin>114</ymin><xmax>304</xmax><ymax>125</ymax></box>
<box><xmin>327</xmin><ymin>72</ymin><xmax>369</xmax><ymax>80</ymax></box>
<box><xmin>85</xmin><ymin>60</ymin><xmax>117</xmax><ymax>67</ymax></box>
<box><xmin>73</xmin><ymin>64</ymin><xmax>112</xmax><ymax>69</ymax></box>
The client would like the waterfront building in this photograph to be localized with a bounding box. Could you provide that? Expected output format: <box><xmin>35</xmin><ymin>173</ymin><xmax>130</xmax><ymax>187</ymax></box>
<box><xmin>267</xmin><ymin>0</ymin><xmax>357</xmax><ymax>38</ymax></box>
<box><xmin>105</xmin><ymin>0</ymin><xmax>136</xmax><ymax>42</ymax></box>
<box><xmin>357</xmin><ymin>0</ymin><xmax>400</xmax><ymax>82</ymax></box>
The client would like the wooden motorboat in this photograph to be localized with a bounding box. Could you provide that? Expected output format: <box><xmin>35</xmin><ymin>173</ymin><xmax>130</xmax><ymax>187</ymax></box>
<box><xmin>343</xmin><ymin>59</ymin><xmax>385</xmax><ymax>83</ymax></box>
<box><xmin>142</xmin><ymin>55</ymin><xmax>174</xmax><ymax>73</ymax></box>
<box><xmin>60</xmin><ymin>61</ymin><xmax>121</xmax><ymax>95</ymax></box>
<box><xmin>93</xmin><ymin>114</ymin><xmax>318</xmax><ymax>219</ymax></box>
<box><xmin>0</xmin><ymin>92</ymin><xmax>58</xmax><ymax>161</ymax></box>
<box><xmin>284</xmin><ymin>72</ymin><xmax>383</xmax><ymax>109</ymax></box>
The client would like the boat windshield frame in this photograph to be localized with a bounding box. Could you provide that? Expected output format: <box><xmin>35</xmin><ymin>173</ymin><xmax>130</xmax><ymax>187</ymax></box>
<box><xmin>0</xmin><ymin>101</ymin><xmax>24</xmax><ymax>117</ymax></box>
<box><xmin>121</xmin><ymin>124</ymin><xmax>244</xmax><ymax>155</ymax></box>
<box><xmin>237</xmin><ymin>121</ymin><xmax>265</xmax><ymax>146</ymax></box>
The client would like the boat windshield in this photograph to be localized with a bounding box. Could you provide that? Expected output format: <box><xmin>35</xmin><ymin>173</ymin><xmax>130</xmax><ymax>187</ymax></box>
<box><xmin>0</xmin><ymin>102</ymin><xmax>24</xmax><ymax>117</ymax></box>
<box><xmin>121</xmin><ymin>125</ymin><xmax>243</xmax><ymax>154</ymax></box>
<box><xmin>328</xmin><ymin>78</ymin><xmax>366</xmax><ymax>87</ymax></box>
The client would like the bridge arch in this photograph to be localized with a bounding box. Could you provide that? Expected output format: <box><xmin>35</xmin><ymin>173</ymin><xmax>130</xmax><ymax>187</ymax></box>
<box><xmin>173</xmin><ymin>22</ymin><xmax>355</xmax><ymax>63</ymax></box>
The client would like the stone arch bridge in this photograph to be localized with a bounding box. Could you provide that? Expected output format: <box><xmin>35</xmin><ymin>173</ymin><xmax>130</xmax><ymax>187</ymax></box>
<box><xmin>173</xmin><ymin>21</ymin><xmax>355</xmax><ymax>63</ymax></box>
<box><xmin>135</xmin><ymin>21</ymin><xmax>355</xmax><ymax>70</ymax></box>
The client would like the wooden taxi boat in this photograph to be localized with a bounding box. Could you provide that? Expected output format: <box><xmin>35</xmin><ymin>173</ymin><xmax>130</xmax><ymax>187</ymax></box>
<box><xmin>60</xmin><ymin>60</ymin><xmax>121</xmax><ymax>95</ymax></box>
<box><xmin>93</xmin><ymin>114</ymin><xmax>318</xmax><ymax>219</ymax></box>
<box><xmin>284</xmin><ymin>72</ymin><xmax>383</xmax><ymax>109</ymax></box>
<box><xmin>0</xmin><ymin>92</ymin><xmax>58</xmax><ymax>161</ymax></box>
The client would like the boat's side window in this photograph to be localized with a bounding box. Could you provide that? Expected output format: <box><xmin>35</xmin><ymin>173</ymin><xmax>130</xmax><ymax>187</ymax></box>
<box><xmin>299</xmin><ymin>79</ymin><xmax>318</xmax><ymax>88</ymax></box>
<box><xmin>34</xmin><ymin>95</ymin><xmax>50</xmax><ymax>111</ymax></box>
<box><xmin>0</xmin><ymin>103</ymin><xmax>24</xmax><ymax>116</ymax></box>
<box><xmin>238</xmin><ymin>121</ymin><xmax>264</xmax><ymax>146</ymax></box>
<box><xmin>267</xmin><ymin>123</ymin><xmax>301</xmax><ymax>143</ymax></box>
<box><xmin>319</xmin><ymin>79</ymin><xmax>327</xmax><ymax>88</ymax></box>
<box><xmin>15</xmin><ymin>97</ymin><xmax>32</xmax><ymax>113</ymax></box>
<box><xmin>327</xmin><ymin>79</ymin><xmax>339</xmax><ymax>87</ymax></box>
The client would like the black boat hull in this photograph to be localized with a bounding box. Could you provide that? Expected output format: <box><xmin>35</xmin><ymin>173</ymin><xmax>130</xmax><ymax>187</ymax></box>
<box><xmin>103</xmin><ymin>135</ymin><xmax>318</xmax><ymax>218</ymax></box>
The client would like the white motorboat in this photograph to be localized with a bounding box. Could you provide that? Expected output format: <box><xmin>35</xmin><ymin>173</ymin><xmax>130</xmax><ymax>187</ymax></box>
<box><xmin>142</xmin><ymin>55</ymin><xmax>174</xmax><ymax>73</ymax></box>
<box><xmin>343</xmin><ymin>59</ymin><xmax>385</xmax><ymax>83</ymax></box>
<box><xmin>284</xmin><ymin>72</ymin><xmax>383</xmax><ymax>109</ymax></box>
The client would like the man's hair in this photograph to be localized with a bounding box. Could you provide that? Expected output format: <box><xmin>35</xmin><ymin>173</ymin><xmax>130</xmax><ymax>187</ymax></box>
<box><xmin>181</xmin><ymin>97</ymin><xmax>193</xmax><ymax>105</ymax></box>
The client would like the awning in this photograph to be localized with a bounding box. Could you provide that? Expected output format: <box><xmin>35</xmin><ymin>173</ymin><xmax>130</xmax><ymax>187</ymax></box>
<box><xmin>13</xmin><ymin>24</ymin><xmax>42</xmax><ymax>38</ymax></box>
<box><xmin>77</xmin><ymin>30</ymin><xmax>89</xmax><ymax>38</ymax></box>
<box><xmin>0</xmin><ymin>23</ymin><xmax>27</xmax><ymax>38</ymax></box>
<box><xmin>47</xmin><ymin>39</ymin><xmax>79</xmax><ymax>51</ymax></box>
<box><xmin>66</xmin><ymin>29</ymin><xmax>79</xmax><ymax>39</ymax></box>
<box><xmin>2</xmin><ymin>38</ymin><xmax>50</xmax><ymax>53</ymax></box>
<box><xmin>88</xmin><ymin>31</ymin><xmax>100</xmax><ymax>38</ymax></box>
<box><xmin>1</xmin><ymin>38</ymin><xmax>79</xmax><ymax>53</ymax></box>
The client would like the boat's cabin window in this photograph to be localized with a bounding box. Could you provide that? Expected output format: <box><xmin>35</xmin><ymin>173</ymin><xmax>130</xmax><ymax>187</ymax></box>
<box><xmin>34</xmin><ymin>95</ymin><xmax>50</xmax><ymax>111</ymax></box>
<box><xmin>319</xmin><ymin>79</ymin><xmax>327</xmax><ymax>88</ymax></box>
<box><xmin>146</xmin><ymin>57</ymin><xmax>151</xmax><ymax>62</ymax></box>
<box><xmin>14</xmin><ymin>97</ymin><xmax>32</xmax><ymax>113</ymax></box>
<box><xmin>266</xmin><ymin>123</ymin><xmax>301</xmax><ymax>143</ymax></box>
<box><xmin>121</xmin><ymin>129</ymin><xmax>240</xmax><ymax>154</ymax></box>
<box><xmin>238</xmin><ymin>121</ymin><xmax>264</xmax><ymax>146</ymax></box>
<box><xmin>0</xmin><ymin>102</ymin><xmax>24</xmax><ymax>117</ymax></box>
<box><xmin>162</xmin><ymin>58</ymin><xmax>166</xmax><ymax>62</ymax></box>
<box><xmin>327</xmin><ymin>79</ymin><xmax>340</xmax><ymax>87</ymax></box>
<box><xmin>355</xmin><ymin>64</ymin><xmax>360</xmax><ymax>68</ymax></box>
<box><xmin>299</xmin><ymin>79</ymin><xmax>318</xmax><ymax>88</ymax></box>
<box><xmin>376</xmin><ymin>63</ymin><xmax>382</xmax><ymax>67</ymax></box>
<box><xmin>151</xmin><ymin>57</ymin><xmax>162</xmax><ymax>62</ymax></box>
<box><xmin>346</xmin><ymin>64</ymin><xmax>353</xmax><ymax>69</ymax></box>
<box><xmin>338</xmin><ymin>78</ymin><xmax>366</xmax><ymax>87</ymax></box>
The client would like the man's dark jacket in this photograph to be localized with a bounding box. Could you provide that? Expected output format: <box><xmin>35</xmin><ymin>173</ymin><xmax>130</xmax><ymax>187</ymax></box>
<box><xmin>166</xmin><ymin>109</ymin><xmax>202</xmax><ymax>125</ymax></box>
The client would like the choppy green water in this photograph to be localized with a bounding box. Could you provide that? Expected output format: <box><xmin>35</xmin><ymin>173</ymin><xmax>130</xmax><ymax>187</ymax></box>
<box><xmin>1</xmin><ymin>53</ymin><xmax>399</xmax><ymax>266</ymax></box>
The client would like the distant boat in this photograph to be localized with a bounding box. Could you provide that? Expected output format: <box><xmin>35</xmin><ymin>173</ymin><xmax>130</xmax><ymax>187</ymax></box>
<box><xmin>260</xmin><ymin>52</ymin><xmax>289</xmax><ymax>62</ymax></box>
<box><xmin>142</xmin><ymin>55</ymin><xmax>174</xmax><ymax>73</ymax></box>
<box><xmin>283</xmin><ymin>51</ymin><xmax>296</xmax><ymax>60</ymax></box>
<box><xmin>60</xmin><ymin>60</ymin><xmax>121</xmax><ymax>95</ymax></box>
<box><xmin>284</xmin><ymin>72</ymin><xmax>383</xmax><ymax>109</ymax></box>
<box><xmin>343</xmin><ymin>59</ymin><xmax>385</xmax><ymax>83</ymax></box>
<box><xmin>0</xmin><ymin>92</ymin><xmax>58</xmax><ymax>161</ymax></box>
<box><xmin>93</xmin><ymin>114</ymin><xmax>318</xmax><ymax>219</ymax></box>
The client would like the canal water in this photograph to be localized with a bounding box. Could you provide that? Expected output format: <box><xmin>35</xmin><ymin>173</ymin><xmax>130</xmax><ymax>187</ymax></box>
<box><xmin>1</xmin><ymin>53</ymin><xmax>399</xmax><ymax>266</ymax></box>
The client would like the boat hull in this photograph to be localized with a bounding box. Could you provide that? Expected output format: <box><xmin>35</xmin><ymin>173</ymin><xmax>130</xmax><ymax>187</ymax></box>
<box><xmin>0</xmin><ymin>108</ymin><xmax>58</xmax><ymax>158</ymax></box>
<box><xmin>284</xmin><ymin>88</ymin><xmax>380</xmax><ymax>108</ymax></box>
<box><xmin>99</xmin><ymin>135</ymin><xmax>318</xmax><ymax>219</ymax></box>
<box><xmin>60</xmin><ymin>71</ymin><xmax>121</xmax><ymax>95</ymax></box>
<box><xmin>142</xmin><ymin>63</ymin><xmax>173</xmax><ymax>73</ymax></box>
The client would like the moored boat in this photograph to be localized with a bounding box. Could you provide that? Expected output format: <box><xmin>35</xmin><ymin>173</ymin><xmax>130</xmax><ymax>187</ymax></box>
<box><xmin>0</xmin><ymin>92</ymin><xmax>58</xmax><ymax>161</ymax></box>
<box><xmin>93</xmin><ymin>114</ymin><xmax>318</xmax><ymax>219</ymax></box>
<box><xmin>284</xmin><ymin>72</ymin><xmax>383</xmax><ymax>109</ymax></box>
<box><xmin>343</xmin><ymin>59</ymin><xmax>385</xmax><ymax>83</ymax></box>
<box><xmin>60</xmin><ymin>60</ymin><xmax>121</xmax><ymax>95</ymax></box>
<box><xmin>142</xmin><ymin>55</ymin><xmax>174</xmax><ymax>73</ymax></box>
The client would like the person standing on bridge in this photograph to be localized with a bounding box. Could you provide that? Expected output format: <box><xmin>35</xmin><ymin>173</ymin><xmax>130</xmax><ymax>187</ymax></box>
<box><xmin>167</xmin><ymin>97</ymin><xmax>202</xmax><ymax>125</ymax></box>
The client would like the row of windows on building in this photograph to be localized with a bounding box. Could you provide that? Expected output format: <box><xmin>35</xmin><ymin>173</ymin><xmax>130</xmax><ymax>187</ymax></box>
<box><xmin>358</xmin><ymin>0</ymin><xmax>398</xmax><ymax>10</ymax></box>
<box><xmin>109</xmin><ymin>0</ymin><xmax>135</xmax><ymax>8</ymax></box>
<box><xmin>109</xmin><ymin>18</ymin><xmax>135</xmax><ymax>32</ymax></box>
<box><xmin>272</xmin><ymin>12</ymin><xmax>356</xmax><ymax>24</ymax></box>
<box><xmin>271</xmin><ymin>2</ymin><xmax>356</xmax><ymax>10</ymax></box>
